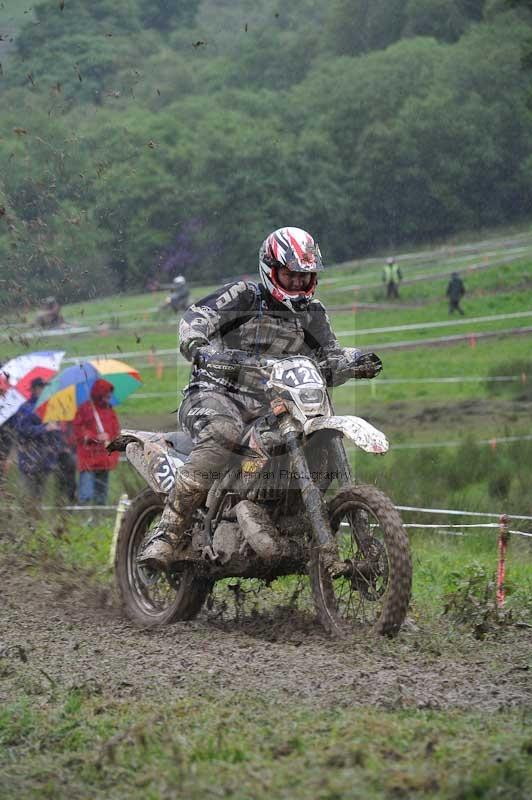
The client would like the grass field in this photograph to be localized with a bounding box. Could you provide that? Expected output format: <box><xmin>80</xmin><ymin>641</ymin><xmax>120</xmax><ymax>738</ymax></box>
<box><xmin>3</xmin><ymin>234</ymin><xmax>532</xmax><ymax>518</ymax></box>
<box><xmin>1</xmin><ymin>230</ymin><xmax>532</xmax><ymax>799</ymax></box>
<box><xmin>0</xmin><ymin>0</ymin><xmax>34</xmax><ymax>62</ymax></box>
<box><xmin>0</xmin><ymin>0</ymin><xmax>34</xmax><ymax>26</ymax></box>
<box><xmin>1</xmin><ymin>693</ymin><xmax>530</xmax><ymax>800</ymax></box>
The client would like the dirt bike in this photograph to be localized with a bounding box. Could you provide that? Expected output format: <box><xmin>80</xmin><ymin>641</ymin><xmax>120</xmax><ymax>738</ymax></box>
<box><xmin>111</xmin><ymin>354</ymin><xmax>412</xmax><ymax>637</ymax></box>
<box><xmin>35</xmin><ymin>309</ymin><xmax>65</xmax><ymax>329</ymax></box>
<box><xmin>158</xmin><ymin>291</ymin><xmax>190</xmax><ymax>314</ymax></box>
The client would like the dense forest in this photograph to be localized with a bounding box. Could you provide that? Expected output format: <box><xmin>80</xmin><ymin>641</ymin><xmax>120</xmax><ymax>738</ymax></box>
<box><xmin>1</xmin><ymin>0</ymin><xmax>532</xmax><ymax>302</ymax></box>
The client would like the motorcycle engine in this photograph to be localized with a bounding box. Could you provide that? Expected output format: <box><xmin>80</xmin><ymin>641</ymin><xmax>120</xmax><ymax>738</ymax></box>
<box><xmin>212</xmin><ymin>521</ymin><xmax>243</xmax><ymax>564</ymax></box>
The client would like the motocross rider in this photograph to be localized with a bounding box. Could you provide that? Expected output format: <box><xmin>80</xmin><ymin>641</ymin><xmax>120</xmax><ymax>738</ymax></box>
<box><xmin>139</xmin><ymin>227</ymin><xmax>383</xmax><ymax>571</ymax></box>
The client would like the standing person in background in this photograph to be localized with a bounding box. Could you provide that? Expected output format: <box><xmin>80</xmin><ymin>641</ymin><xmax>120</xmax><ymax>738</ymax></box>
<box><xmin>35</xmin><ymin>296</ymin><xmax>64</xmax><ymax>329</ymax></box>
<box><xmin>446</xmin><ymin>272</ymin><xmax>466</xmax><ymax>315</ymax></box>
<box><xmin>12</xmin><ymin>378</ymin><xmax>61</xmax><ymax>501</ymax></box>
<box><xmin>383</xmin><ymin>257</ymin><xmax>402</xmax><ymax>299</ymax></box>
<box><xmin>73</xmin><ymin>379</ymin><xmax>120</xmax><ymax>506</ymax></box>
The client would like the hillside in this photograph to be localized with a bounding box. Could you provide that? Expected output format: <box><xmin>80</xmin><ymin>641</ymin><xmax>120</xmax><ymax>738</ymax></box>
<box><xmin>1</xmin><ymin>1</ymin><xmax>532</xmax><ymax>303</ymax></box>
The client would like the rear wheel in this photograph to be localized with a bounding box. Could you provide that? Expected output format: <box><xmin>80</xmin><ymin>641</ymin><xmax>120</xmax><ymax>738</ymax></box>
<box><xmin>310</xmin><ymin>484</ymin><xmax>412</xmax><ymax>636</ymax></box>
<box><xmin>114</xmin><ymin>488</ymin><xmax>211</xmax><ymax>627</ymax></box>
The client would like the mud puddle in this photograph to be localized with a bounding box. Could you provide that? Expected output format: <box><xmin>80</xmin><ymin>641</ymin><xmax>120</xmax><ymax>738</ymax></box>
<box><xmin>1</xmin><ymin>560</ymin><xmax>530</xmax><ymax>712</ymax></box>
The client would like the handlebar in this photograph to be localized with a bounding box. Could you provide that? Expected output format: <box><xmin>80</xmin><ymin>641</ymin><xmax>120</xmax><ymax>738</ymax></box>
<box><xmin>195</xmin><ymin>348</ymin><xmax>382</xmax><ymax>383</ymax></box>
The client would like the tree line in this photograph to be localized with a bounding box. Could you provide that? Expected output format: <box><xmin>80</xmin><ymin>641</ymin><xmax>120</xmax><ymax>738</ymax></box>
<box><xmin>0</xmin><ymin>0</ymin><xmax>531</xmax><ymax>304</ymax></box>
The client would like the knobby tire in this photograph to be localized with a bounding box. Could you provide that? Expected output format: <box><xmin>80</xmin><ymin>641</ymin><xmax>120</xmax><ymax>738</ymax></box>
<box><xmin>310</xmin><ymin>484</ymin><xmax>412</xmax><ymax>637</ymax></box>
<box><xmin>115</xmin><ymin>488</ymin><xmax>211</xmax><ymax>627</ymax></box>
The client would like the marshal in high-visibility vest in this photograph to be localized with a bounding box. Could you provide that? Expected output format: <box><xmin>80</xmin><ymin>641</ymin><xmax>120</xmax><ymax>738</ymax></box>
<box><xmin>382</xmin><ymin>257</ymin><xmax>403</xmax><ymax>299</ymax></box>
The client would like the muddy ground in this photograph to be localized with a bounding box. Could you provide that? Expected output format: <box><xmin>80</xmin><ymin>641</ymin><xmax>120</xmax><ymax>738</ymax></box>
<box><xmin>2</xmin><ymin>396</ymin><xmax>531</xmax><ymax>715</ymax></box>
<box><xmin>1</xmin><ymin>559</ymin><xmax>530</xmax><ymax>713</ymax></box>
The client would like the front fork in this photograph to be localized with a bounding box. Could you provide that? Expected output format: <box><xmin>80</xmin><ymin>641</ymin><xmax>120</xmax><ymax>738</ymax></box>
<box><xmin>329</xmin><ymin>435</ymin><xmax>352</xmax><ymax>486</ymax></box>
<box><xmin>278</xmin><ymin>415</ymin><xmax>335</xmax><ymax>551</ymax></box>
<box><xmin>277</xmin><ymin>415</ymin><xmax>362</xmax><ymax>580</ymax></box>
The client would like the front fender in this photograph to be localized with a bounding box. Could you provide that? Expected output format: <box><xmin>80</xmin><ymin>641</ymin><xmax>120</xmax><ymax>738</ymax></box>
<box><xmin>303</xmin><ymin>415</ymin><xmax>388</xmax><ymax>454</ymax></box>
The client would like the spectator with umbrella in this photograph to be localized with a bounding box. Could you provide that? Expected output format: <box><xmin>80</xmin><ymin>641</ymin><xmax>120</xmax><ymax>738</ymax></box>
<box><xmin>1</xmin><ymin>352</ymin><xmax>65</xmax><ymax>497</ymax></box>
<box><xmin>12</xmin><ymin>377</ymin><xmax>62</xmax><ymax>500</ymax></box>
<box><xmin>35</xmin><ymin>358</ymin><xmax>142</xmax><ymax>506</ymax></box>
<box><xmin>73</xmin><ymin>379</ymin><xmax>120</xmax><ymax>505</ymax></box>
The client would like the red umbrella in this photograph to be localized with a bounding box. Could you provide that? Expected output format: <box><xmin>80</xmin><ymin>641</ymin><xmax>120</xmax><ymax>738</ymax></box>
<box><xmin>0</xmin><ymin>351</ymin><xmax>65</xmax><ymax>427</ymax></box>
<box><xmin>1</xmin><ymin>351</ymin><xmax>65</xmax><ymax>399</ymax></box>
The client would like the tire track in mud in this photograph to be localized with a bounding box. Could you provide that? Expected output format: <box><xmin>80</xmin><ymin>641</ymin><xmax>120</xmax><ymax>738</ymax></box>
<box><xmin>1</xmin><ymin>561</ymin><xmax>530</xmax><ymax>712</ymax></box>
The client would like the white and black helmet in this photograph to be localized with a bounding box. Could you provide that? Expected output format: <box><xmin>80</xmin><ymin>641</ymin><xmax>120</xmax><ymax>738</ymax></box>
<box><xmin>259</xmin><ymin>227</ymin><xmax>324</xmax><ymax>313</ymax></box>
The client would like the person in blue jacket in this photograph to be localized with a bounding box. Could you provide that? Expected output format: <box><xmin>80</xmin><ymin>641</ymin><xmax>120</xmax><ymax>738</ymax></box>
<box><xmin>12</xmin><ymin>377</ymin><xmax>62</xmax><ymax>500</ymax></box>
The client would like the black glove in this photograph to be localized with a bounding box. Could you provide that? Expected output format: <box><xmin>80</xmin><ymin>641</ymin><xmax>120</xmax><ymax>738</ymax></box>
<box><xmin>352</xmin><ymin>352</ymin><xmax>383</xmax><ymax>379</ymax></box>
<box><xmin>194</xmin><ymin>347</ymin><xmax>262</xmax><ymax>379</ymax></box>
<box><xmin>322</xmin><ymin>350</ymin><xmax>383</xmax><ymax>386</ymax></box>
<box><xmin>192</xmin><ymin>344</ymin><xmax>220</xmax><ymax>367</ymax></box>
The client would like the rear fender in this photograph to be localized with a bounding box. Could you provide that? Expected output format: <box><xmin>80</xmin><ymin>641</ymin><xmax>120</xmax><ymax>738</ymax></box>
<box><xmin>303</xmin><ymin>415</ymin><xmax>388</xmax><ymax>454</ymax></box>
<box><xmin>125</xmin><ymin>440</ymin><xmax>185</xmax><ymax>495</ymax></box>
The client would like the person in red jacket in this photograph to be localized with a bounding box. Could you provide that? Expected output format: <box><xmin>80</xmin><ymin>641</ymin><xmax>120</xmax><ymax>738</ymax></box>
<box><xmin>73</xmin><ymin>379</ymin><xmax>120</xmax><ymax>505</ymax></box>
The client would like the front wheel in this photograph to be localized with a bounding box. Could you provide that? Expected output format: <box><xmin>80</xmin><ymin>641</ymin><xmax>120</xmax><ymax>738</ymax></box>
<box><xmin>114</xmin><ymin>488</ymin><xmax>211</xmax><ymax>627</ymax></box>
<box><xmin>310</xmin><ymin>484</ymin><xmax>412</xmax><ymax>637</ymax></box>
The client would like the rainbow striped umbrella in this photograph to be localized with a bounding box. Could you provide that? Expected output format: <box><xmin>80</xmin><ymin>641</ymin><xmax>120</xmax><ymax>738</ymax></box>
<box><xmin>35</xmin><ymin>358</ymin><xmax>142</xmax><ymax>422</ymax></box>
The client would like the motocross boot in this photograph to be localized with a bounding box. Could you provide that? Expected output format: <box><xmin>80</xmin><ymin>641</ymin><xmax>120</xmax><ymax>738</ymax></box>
<box><xmin>137</xmin><ymin>470</ymin><xmax>208</xmax><ymax>571</ymax></box>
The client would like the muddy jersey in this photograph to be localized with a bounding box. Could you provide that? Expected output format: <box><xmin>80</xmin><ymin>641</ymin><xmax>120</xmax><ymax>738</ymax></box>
<box><xmin>179</xmin><ymin>281</ymin><xmax>351</xmax><ymax>400</ymax></box>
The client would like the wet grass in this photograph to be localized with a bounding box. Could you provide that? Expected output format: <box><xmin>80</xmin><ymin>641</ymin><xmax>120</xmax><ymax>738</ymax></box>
<box><xmin>0</xmin><ymin>687</ymin><xmax>530</xmax><ymax>799</ymax></box>
<box><xmin>6</xmin><ymin>468</ymin><xmax>528</xmax><ymax>636</ymax></box>
<box><xmin>2</xmin><ymin>255</ymin><xmax>532</xmax><ymax>422</ymax></box>
<box><xmin>411</xmin><ymin>532</ymin><xmax>532</xmax><ymax>622</ymax></box>
<box><xmin>3</xmin><ymin>482</ymin><xmax>531</xmax><ymax>627</ymax></box>
<box><xmin>320</xmin><ymin>252</ymin><xmax>532</xmax><ymax>304</ymax></box>
<box><xmin>349</xmin><ymin>432</ymin><xmax>532</xmax><ymax>518</ymax></box>
<box><xmin>0</xmin><ymin>0</ymin><xmax>35</xmax><ymax>29</ymax></box>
